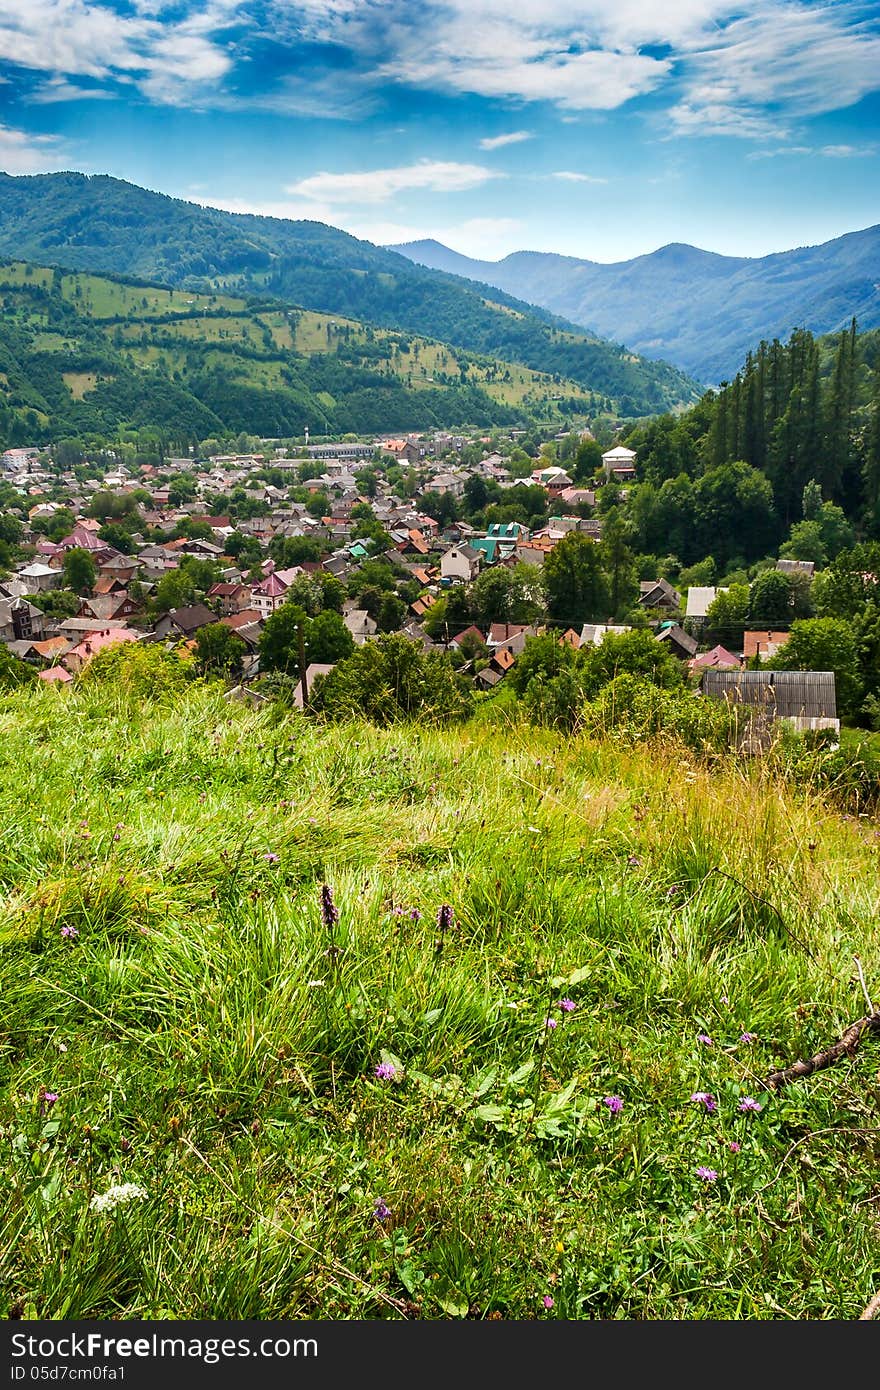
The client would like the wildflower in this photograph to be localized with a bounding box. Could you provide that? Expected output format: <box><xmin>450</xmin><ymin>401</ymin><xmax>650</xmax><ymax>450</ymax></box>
<box><xmin>112</xmin><ymin>832</ymin><xmax>121</xmax><ymax>842</ymax></box>
<box><xmin>40</xmin><ymin>1090</ymin><xmax>59</xmax><ymax>1108</ymax></box>
<box><xmin>320</xmin><ymin>884</ymin><xmax>339</xmax><ymax>929</ymax></box>
<box><xmin>373</xmin><ymin>1199</ymin><xmax>391</xmax><ymax>1222</ymax></box>
<box><xmin>603</xmin><ymin>1095</ymin><xmax>623</xmax><ymax>1114</ymax></box>
<box><xmin>374</xmin><ymin>1062</ymin><xmax>397</xmax><ymax>1081</ymax></box>
<box><xmin>696</xmin><ymin>1167</ymin><xmax>718</xmax><ymax>1182</ymax></box>
<box><xmin>528</xmin><ymin>826</ymin><xmax>540</xmax><ymax>833</ymax></box>
<box><xmin>307</xmin><ymin>979</ymin><xmax>325</xmax><ymax>988</ymax></box>
<box><xmin>739</xmin><ymin>1032</ymin><xmax>758</xmax><ymax>1044</ymax></box>
<box><xmin>729</xmin><ymin>1142</ymin><xmax>741</xmax><ymax>1153</ymax></box>
<box><xmin>89</xmin><ymin>1183</ymin><xmax>148</xmax><ymax>1213</ymax></box>
<box><xmin>264</xmin><ymin>852</ymin><xmax>280</xmax><ymax>864</ymax></box>
<box><xmin>696</xmin><ymin>1033</ymin><xmax>713</xmax><ymax>1046</ymax></box>
<box><xmin>557</xmin><ymin>998</ymin><xmax>576</xmax><ymax>1012</ymax></box>
<box><xmin>544</xmin><ymin>1018</ymin><xmax>558</xmax><ymax>1030</ymax></box>
<box><xmin>626</xmin><ymin>855</ymin><xmax>641</xmax><ymax>868</ymax></box>
<box><xmin>738</xmin><ymin>1097</ymin><xmax>763</xmax><ymax>1113</ymax></box>
<box><xmin>542</xmin><ymin>1295</ymin><xmax>554</xmax><ymax>1309</ymax></box>
<box><xmin>60</xmin><ymin>925</ymin><xmax>78</xmax><ymax>940</ymax></box>
<box><xmin>436</xmin><ymin>904</ymin><xmax>454</xmax><ymax>933</ymax></box>
<box><xmin>690</xmin><ymin>1092</ymin><xmax>717</xmax><ymax>1113</ymax></box>
<box><xmin>409</xmin><ymin>908</ymin><xmax>422</xmax><ymax>921</ymax></box>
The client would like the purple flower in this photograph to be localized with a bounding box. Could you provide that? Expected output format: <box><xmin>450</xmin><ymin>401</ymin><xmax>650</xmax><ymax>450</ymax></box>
<box><xmin>60</xmin><ymin>925</ymin><xmax>78</xmax><ymax>939</ymax></box>
<box><xmin>409</xmin><ymin>908</ymin><xmax>422</xmax><ymax>921</ymax></box>
<box><xmin>321</xmin><ymin>884</ymin><xmax>339</xmax><ymax>929</ymax></box>
<box><xmin>544</xmin><ymin>1017</ymin><xmax>558</xmax><ymax>1030</ymax></box>
<box><xmin>373</xmin><ymin>1199</ymin><xmax>391</xmax><ymax>1222</ymax></box>
<box><xmin>542</xmin><ymin>1295</ymin><xmax>554</xmax><ymax>1309</ymax></box>
<box><xmin>436</xmin><ymin>904</ymin><xmax>454</xmax><ymax>933</ymax></box>
<box><xmin>264</xmin><ymin>852</ymin><xmax>280</xmax><ymax>864</ymax></box>
<box><xmin>557</xmin><ymin>999</ymin><xmax>576</xmax><ymax>1013</ymax></box>
<box><xmin>738</xmin><ymin>1097</ymin><xmax>763</xmax><ymax>1113</ymax></box>
<box><xmin>696</xmin><ymin>1166</ymin><xmax>718</xmax><ymax>1182</ymax></box>
<box><xmin>374</xmin><ymin>1062</ymin><xmax>397</xmax><ymax>1081</ymax></box>
<box><xmin>690</xmin><ymin>1092</ymin><xmax>717</xmax><ymax>1113</ymax></box>
<box><xmin>739</xmin><ymin>1031</ymin><xmax>757</xmax><ymax>1044</ymax></box>
<box><xmin>728</xmin><ymin>1142</ymin><xmax>741</xmax><ymax>1153</ymax></box>
<box><xmin>603</xmin><ymin>1095</ymin><xmax>623</xmax><ymax>1114</ymax></box>
<box><xmin>696</xmin><ymin>1033</ymin><xmax>713</xmax><ymax>1046</ymax></box>
<box><xmin>41</xmin><ymin>1091</ymin><xmax>59</xmax><ymax>1108</ymax></box>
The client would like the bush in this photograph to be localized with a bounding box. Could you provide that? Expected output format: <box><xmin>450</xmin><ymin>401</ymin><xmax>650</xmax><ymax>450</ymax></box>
<box><xmin>309</xmin><ymin>633</ymin><xmax>472</xmax><ymax>726</ymax></box>
<box><xmin>581</xmin><ymin>674</ymin><xmax>745</xmax><ymax>753</ymax></box>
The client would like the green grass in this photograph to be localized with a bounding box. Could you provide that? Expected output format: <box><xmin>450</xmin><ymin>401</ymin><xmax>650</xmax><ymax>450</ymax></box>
<box><xmin>1</xmin><ymin>682</ymin><xmax>879</xmax><ymax>1319</ymax></box>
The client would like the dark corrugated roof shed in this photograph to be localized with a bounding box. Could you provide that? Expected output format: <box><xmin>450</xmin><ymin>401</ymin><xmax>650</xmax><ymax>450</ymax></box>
<box><xmin>702</xmin><ymin>670</ymin><xmax>836</xmax><ymax>719</ymax></box>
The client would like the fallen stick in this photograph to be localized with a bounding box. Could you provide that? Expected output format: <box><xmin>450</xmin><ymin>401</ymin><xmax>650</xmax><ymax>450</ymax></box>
<box><xmin>860</xmin><ymin>1290</ymin><xmax>880</xmax><ymax>1322</ymax></box>
<box><xmin>763</xmin><ymin>1011</ymin><xmax>880</xmax><ymax>1091</ymax></box>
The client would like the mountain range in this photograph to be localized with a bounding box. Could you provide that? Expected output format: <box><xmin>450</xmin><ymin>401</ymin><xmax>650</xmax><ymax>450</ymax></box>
<box><xmin>389</xmin><ymin>227</ymin><xmax>880</xmax><ymax>383</ymax></box>
<box><xmin>0</xmin><ymin>173</ymin><xmax>698</xmax><ymax>419</ymax></box>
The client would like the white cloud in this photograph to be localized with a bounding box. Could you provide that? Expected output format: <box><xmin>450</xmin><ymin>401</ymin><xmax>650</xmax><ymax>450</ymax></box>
<box><xmin>551</xmin><ymin>170</ymin><xmax>607</xmax><ymax>183</ymax></box>
<box><xmin>478</xmin><ymin>130</ymin><xmax>532</xmax><ymax>150</ymax></box>
<box><xmin>1</xmin><ymin>0</ymin><xmax>877</xmax><ymax>141</ymax></box>
<box><xmin>819</xmin><ymin>142</ymin><xmax>877</xmax><ymax>158</ymax></box>
<box><xmin>270</xmin><ymin>1</ymin><xmax>880</xmax><ymax>130</ymax></box>
<box><xmin>286</xmin><ymin>159</ymin><xmax>503</xmax><ymax>204</ymax></box>
<box><xmin>668</xmin><ymin>4</ymin><xmax>880</xmax><ymax>138</ymax></box>
<box><xmin>0</xmin><ymin>0</ymin><xmax>235</xmax><ymax>104</ymax></box>
<box><xmin>0</xmin><ymin>123</ymin><xmax>66</xmax><ymax>173</ymax></box>
<box><xmin>30</xmin><ymin>77</ymin><xmax>115</xmax><ymax>103</ymax></box>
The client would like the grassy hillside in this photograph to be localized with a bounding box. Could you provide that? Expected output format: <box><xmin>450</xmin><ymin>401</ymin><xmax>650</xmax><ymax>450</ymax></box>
<box><xmin>392</xmin><ymin>227</ymin><xmax>880</xmax><ymax>384</ymax></box>
<box><xmin>0</xmin><ymin>174</ymin><xmax>700</xmax><ymax>417</ymax></box>
<box><xmin>0</xmin><ymin>259</ymin><xmax>604</xmax><ymax>443</ymax></box>
<box><xmin>1</xmin><ymin>679</ymin><xmax>879</xmax><ymax>1319</ymax></box>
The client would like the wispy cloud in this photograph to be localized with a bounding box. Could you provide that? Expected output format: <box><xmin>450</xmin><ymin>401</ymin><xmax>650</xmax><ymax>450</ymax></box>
<box><xmin>478</xmin><ymin>130</ymin><xmax>532</xmax><ymax>150</ymax></box>
<box><xmin>286</xmin><ymin>159</ymin><xmax>503</xmax><ymax>204</ymax></box>
<box><xmin>0</xmin><ymin>122</ymin><xmax>66</xmax><ymax>172</ymax></box>
<box><xmin>551</xmin><ymin>170</ymin><xmax>607</xmax><ymax>182</ymax></box>
<box><xmin>667</xmin><ymin>4</ymin><xmax>880</xmax><ymax>139</ymax></box>
<box><xmin>748</xmin><ymin>141</ymin><xmax>878</xmax><ymax>161</ymax></box>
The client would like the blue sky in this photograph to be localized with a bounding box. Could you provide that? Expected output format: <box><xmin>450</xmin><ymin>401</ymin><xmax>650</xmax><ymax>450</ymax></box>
<box><xmin>0</xmin><ymin>1</ymin><xmax>878</xmax><ymax>262</ymax></box>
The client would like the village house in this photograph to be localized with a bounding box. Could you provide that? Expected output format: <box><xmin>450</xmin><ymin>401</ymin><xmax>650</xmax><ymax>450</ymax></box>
<box><xmin>580</xmin><ymin>623</ymin><xmax>631</xmax><ymax>646</ymax></box>
<box><xmin>685</xmin><ymin>586</ymin><xmax>726</xmax><ymax>629</ymax></box>
<box><xmin>63</xmin><ymin>627</ymin><xmax>139</xmax><ymax>675</ymax></box>
<box><xmin>77</xmin><ymin>593</ymin><xmax>139</xmax><ymax>624</ymax></box>
<box><xmin>343</xmin><ymin>609</ymin><xmax>378</xmax><ymax>645</ymax></box>
<box><xmin>151</xmin><ymin>603</ymin><xmax>215</xmax><ymax>641</ymax></box>
<box><xmin>16</xmin><ymin>561</ymin><xmax>62</xmax><ymax>592</ymax></box>
<box><xmin>601</xmin><ymin>445</ymin><xmax>637</xmax><ymax>481</ymax></box>
<box><xmin>639</xmin><ymin>578</ymin><xmax>681</xmax><ymax>612</ymax></box>
<box><xmin>655</xmin><ymin>622</ymin><xmax>698</xmax><ymax>661</ymax></box>
<box><xmin>440</xmin><ymin>543</ymin><xmax>481</xmax><ymax>584</ymax></box>
<box><xmin>743</xmin><ymin>630</ymin><xmax>791</xmax><ymax>661</ymax></box>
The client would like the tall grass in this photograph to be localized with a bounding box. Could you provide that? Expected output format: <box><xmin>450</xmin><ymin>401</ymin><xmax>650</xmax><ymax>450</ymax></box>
<box><xmin>1</xmin><ymin>682</ymin><xmax>879</xmax><ymax>1319</ymax></box>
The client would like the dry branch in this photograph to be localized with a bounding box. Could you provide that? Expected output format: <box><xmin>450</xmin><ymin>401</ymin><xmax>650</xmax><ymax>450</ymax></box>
<box><xmin>763</xmin><ymin>1011</ymin><xmax>880</xmax><ymax>1091</ymax></box>
<box><xmin>860</xmin><ymin>1290</ymin><xmax>880</xmax><ymax>1321</ymax></box>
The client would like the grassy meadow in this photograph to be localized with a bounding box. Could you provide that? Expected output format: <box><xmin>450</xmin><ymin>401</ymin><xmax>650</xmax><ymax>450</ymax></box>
<box><xmin>1</xmin><ymin>681</ymin><xmax>879</xmax><ymax>1320</ymax></box>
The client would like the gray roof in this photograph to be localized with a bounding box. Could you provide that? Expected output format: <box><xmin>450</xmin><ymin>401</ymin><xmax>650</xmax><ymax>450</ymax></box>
<box><xmin>702</xmin><ymin>670</ymin><xmax>836</xmax><ymax>719</ymax></box>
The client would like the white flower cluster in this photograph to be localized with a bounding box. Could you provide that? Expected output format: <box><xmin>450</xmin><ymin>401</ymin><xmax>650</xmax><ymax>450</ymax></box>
<box><xmin>89</xmin><ymin>1183</ymin><xmax>148</xmax><ymax>1213</ymax></box>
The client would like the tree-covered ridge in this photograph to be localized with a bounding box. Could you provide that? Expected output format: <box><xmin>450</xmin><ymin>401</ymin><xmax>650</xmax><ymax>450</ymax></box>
<box><xmin>0</xmin><ymin>259</ymin><xmax>611</xmax><ymax>446</ymax></box>
<box><xmin>621</xmin><ymin>322</ymin><xmax>880</xmax><ymax>567</ymax></box>
<box><xmin>0</xmin><ymin>173</ymin><xmax>700</xmax><ymax>417</ymax></box>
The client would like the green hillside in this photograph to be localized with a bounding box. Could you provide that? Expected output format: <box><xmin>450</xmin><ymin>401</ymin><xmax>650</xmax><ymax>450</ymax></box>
<box><xmin>1</xmin><ymin>677</ymin><xmax>879</xmax><ymax>1319</ymax></box>
<box><xmin>0</xmin><ymin>173</ymin><xmax>700</xmax><ymax>418</ymax></box>
<box><xmin>0</xmin><ymin>259</ymin><xmax>604</xmax><ymax>444</ymax></box>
